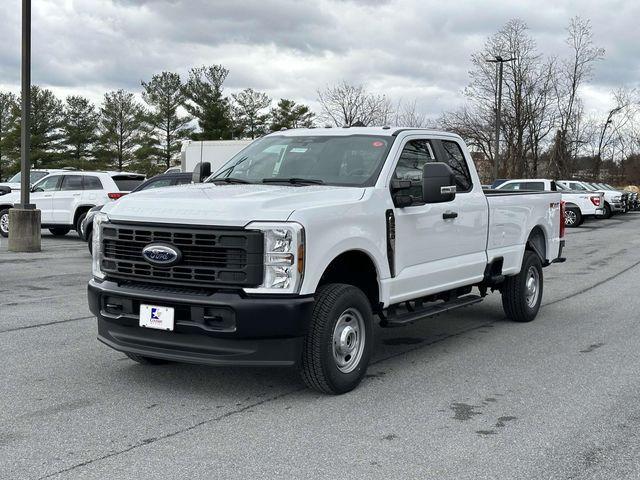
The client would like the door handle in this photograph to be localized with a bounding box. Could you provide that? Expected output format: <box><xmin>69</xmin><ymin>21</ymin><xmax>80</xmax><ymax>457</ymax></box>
<box><xmin>43</xmin><ymin>194</ymin><xmax>53</xmax><ymax>198</ymax></box>
<box><xmin>443</xmin><ymin>211</ymin><xmax>458</xmax><ymax>220</ymax></box>
<box><xmin>73</xmin><ymin>193</ymin><xmax>81</xmax><ymax>196</ymax></box>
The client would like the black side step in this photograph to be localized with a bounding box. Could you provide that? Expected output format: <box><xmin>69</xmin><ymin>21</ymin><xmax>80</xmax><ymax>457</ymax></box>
<box><xmin>380</xmin><ymin>295</ymin><xmax>484</xmax><ymax>328</ymax></box>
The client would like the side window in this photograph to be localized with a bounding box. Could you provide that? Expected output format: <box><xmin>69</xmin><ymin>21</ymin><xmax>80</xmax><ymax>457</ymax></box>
<box><xmin>34</xmin><ymin>175</ymin><xmax>62</xmax><ymax>191</ymax></box>
<box><xmin>60</xmin><ymin>175</ymin><xmax>84</xmax><ymax>191</ymax></box>
<box><xmin>522</xmin><ymin>182</ymin><xmax>545</xmax><ymax>191</ymax></box>
<box><xmin>440</xmin><ymin>141</ymin><xmax>473</xmax><ymax>192</ymax></box>
<box><xmin>393</xmin><ymin>139</ymin><xmax>434</xmax><ymax>201</ymax></box>
<box><xmin>83</xmin><ymin>176</ymin><xmax>103</xmax><ymax>190</ymax></box>
<box><xmin>143</xmin><ymin>178</ymin><xmax>174</xmax><ymax>190</ymax></box>
<box><xmin>500</xmin><ymin>183</ymin><xmax>521</xmax><ymax>191</ymax></box>
<box><xmin>174</xmin><ymin>177</ymin><xmax>192</xmax><ymax>186</ymax></box>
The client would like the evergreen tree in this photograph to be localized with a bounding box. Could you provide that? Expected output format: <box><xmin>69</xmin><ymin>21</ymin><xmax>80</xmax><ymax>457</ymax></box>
<box><xmin>62</xmin><ymin>95</ymin><xmax>100</xmax><ymax>166</ymax></box>
<box><xmin>231</xmin><ymin>88</ymin><xmax>271</xmax><ymax>139</ymax></box>
<box><xmin>0</xmin><ymin>92</ymin><xmax>19</xmax><ymax>179</ymax></box>
<box><xmin>98</xmin><ymin>90</ymin><xmax>143</xmax><ymax>171</ymax></box>
<box><xmin>7</xmin><ymin>86</ymin><xmax>64</xmax><ymax>168</ymax></box>
<box><xmin>141</xmin><ymin>71</ymin><xmax>192</xmax><ymax>169</ymax></box>
<box><xmin>182</xmin><ymin>65</ymin><xmax>233</xmax><ymax>140</ymax></box>
<box><xmin>269</xmin><ymin>99</ymin><xmax>315</xmax><ymax>132</ymax></box>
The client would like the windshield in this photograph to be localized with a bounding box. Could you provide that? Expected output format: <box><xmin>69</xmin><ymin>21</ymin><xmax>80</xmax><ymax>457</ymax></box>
<box><xmin>7</xmin><ymin>171</ymin><xmax>49</xmax><ymax>184</ymax></box>
<box><xmin>210</xmin><ymin>135</ymin><xmax>394</xmax><ymax>187</ymax></box>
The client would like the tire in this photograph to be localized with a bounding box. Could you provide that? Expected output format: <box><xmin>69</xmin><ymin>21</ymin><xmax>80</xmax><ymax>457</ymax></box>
<box><xmin>125</xmin><ymin>352</ymin><xmax>170</xmax><ymax>365</ymax></box>
<box><xmin>87</xmin><ymin>229</ymin><xmax>93</xmax><ymax>254</ymax></box>
<box><xmin>501</xmin><ymin>251</ymin><xmax>543</xmax><ymax>323</ymax></box>
<box><xmin>300</xmin><ymin>283</ymin><xmax>373</xmax><ymax>394</ymax></box>
<box><xmin>0</xmin><ymin>209</ymin><xmax>9</xmax><ymax>238</ymax></box>
<box><xmin>76</xmin><ymin>212</ymin><xmax>87</xmax><ymax>237</ymax></box>
<box><xmin>564</xmin><ymin>208</ymin><xmax>582</xmax><ymax>228</ymax></box>
<box><xmin>49</xmin><ymin>227</ymin><xmax>71</xmax><ymax>236</ymax></box>
<box><xmin>602</xmin><ymin>202</ymin><xmax>612</xmax><ymax>219</ymax></box>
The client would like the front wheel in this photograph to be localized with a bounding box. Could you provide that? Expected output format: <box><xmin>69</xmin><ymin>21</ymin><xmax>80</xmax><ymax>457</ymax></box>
<box><xmin>501</xmin><ymin>251</ymin><xmax>543</xmax><ymax>323</ymax></box>
<box><xmin>0</xmin><ymin>209</ymin><xmax>9</xmax><ymax>237</ymax></box>
<box><xmin>300</xmin><ymin>283</ymin><xmax>373</xmax><ymax>394</ymax></box>
<box><xmin>564</xmin><ymin>208</ymin><xmax>582</xmax><ymax>228</ymax></box>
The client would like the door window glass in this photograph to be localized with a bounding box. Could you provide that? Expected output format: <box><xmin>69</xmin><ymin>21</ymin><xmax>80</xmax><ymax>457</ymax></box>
<box><xmin>393</xmin><ymin>139</ymin><xmax>434</xmax><ymax>201</ymax></box>
<box><xmin>61</xmin><ymin>175</ymin><xmax>84</xmax><ymax>191</ymax></box>
<box><xmin>440</xmin><ymin>141</ymin><xmax>473</xmax><ymax>192</ymax></box>
<box><xmin>33</xmin><ymin>175</ymin><xmax>62</xmax><ymax>192</ymax></box>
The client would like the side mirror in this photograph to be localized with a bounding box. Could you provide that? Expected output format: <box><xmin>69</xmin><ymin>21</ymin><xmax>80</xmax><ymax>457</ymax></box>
<box><xmin>192</xmin><ymin>162</ymin><xmax>212</xmax><ymax>183</ymax></box>
<box><xmin>422</xmin><ymin>163</ymin><xmax>456</xmax><ymax>203</ymax></box>
<box><xmin>0</xmin><ymin>186</ymin><xmax>11</xmax><ymax>196</ymax></box>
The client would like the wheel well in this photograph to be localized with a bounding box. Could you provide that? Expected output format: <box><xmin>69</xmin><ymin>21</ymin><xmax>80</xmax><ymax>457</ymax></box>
<box><xmin>564</xmin><ymin>202</ymin><xmax>579</xmax><ymax>209</ymax></box>
<box><xmin>73</xmin><ymin>205</ymin><xmax>94</xmax><ymax>227</ymax></box>
<box><xmin>0</xmin><ymin>204</ymin><xmax>12</xmax><ymax>212</ymax></box>
<box><xmin>526</xmin><ymin>226</ymin><xmax>546</xmax><ymax>262</ymax></box>
<box><xmin>318</xmin><ymin>250</ymin><xmax>380</xmax><ymax>311</ymax></box>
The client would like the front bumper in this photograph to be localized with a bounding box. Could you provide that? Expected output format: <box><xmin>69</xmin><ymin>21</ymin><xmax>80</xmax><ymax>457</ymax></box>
<box><xmin>88</xmin><ymin>279</ymin><xmax>315</xmax><ymax>366</ymax></box>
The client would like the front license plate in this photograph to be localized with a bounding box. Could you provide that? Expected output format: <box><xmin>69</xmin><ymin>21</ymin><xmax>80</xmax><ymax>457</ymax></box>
<box><xmin>140</xmin><ymin>304</ymin><xmax>175</xmax><ymax>331</ymax></box>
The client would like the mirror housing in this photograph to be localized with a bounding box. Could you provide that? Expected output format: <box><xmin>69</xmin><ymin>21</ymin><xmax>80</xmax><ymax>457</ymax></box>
<box><xmin>0</xmin><ymin>186</ymin><xmax>11</xmax><ymax>196</ymax></box>
<box><xmin>192</xmin><ymin>162</ymin><xmax>212</xmax><ymax>183</ymax></box>
<box><xmin>422</xmin><ymin>163</ymin><xmax>456</xmax><ymax>203</ymax></box>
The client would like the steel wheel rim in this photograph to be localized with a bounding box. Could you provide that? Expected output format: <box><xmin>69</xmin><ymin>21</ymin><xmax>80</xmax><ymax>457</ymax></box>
<box><xmin>332</xmin><ymin>307</ymin><xmax>366</xmax><ymax>374</ymax></box>
<box><xmin>525</xmin><ymin>266</ymin><xmax>540</xmax><ymax>308</ymax></box>
<box><xmin>564</xmin><ymin>210</ymin><xmax>576</xmax><ymax>226</ymax></box>
<box><xmin>0</xmin><ymin>213</ymin><xmax>8</xmax><ymax>234</ymax></box>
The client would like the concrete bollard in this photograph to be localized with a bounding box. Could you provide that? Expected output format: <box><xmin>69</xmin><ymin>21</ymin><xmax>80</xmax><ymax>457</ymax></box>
<box><xmin>8</xmin><ymin>208</ymin><xmax>41</xmax><ymax>252</ymax></box>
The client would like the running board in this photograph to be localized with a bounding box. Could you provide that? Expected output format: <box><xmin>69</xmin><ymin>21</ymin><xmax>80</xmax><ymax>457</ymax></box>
<box><xmin>380</xmin><ymin>295</ymin><xmax>484</xmax><ymax>328</ymax></box>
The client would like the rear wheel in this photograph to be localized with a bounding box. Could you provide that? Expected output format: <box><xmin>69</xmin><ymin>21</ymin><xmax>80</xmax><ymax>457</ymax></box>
<box><xmin>49</xmin><ymin>227</ymin><xmax>70</xmax><ymax>236</ymax></box>
<box><xmin>125</xmin><ymin>352</ymin><xmax>170</xmax><ymax>365</ymax></box>
<box><xmin>564</xmin><ymin>208</ymin><xmax>582</xmax><ymax>228</ymax></box>
<box><xmin>0</xmin><ymin>209</ymin><xmax>9</xmax><ymax>237</ymax></box>
<box><xmin>76</xmin><ymin>212</ymin><xmax>87</xmax><ymax>237</ymax></box>
<box><xmin>501</xmin><ymin>251</ymin><xmax>543</xmax><ymax>323</ymax></box>
<box><xmin>300</xmin><ymin>283</ymin><xmax>373</xmax><ymax>394</ymax></box>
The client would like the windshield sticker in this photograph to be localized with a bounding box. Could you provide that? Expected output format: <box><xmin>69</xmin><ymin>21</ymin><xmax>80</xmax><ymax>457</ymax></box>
<box><xmin>372</xmin><ymin>141</ymin><xmax>385</xmax><ymax>148</ymax></box>
<box><xmin>290</xmin><ymin>147</ymin><xmax>308</xmax><ymax>153</ymax></box>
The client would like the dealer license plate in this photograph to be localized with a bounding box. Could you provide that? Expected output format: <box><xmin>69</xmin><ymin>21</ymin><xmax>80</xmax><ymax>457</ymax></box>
<box><xmin>139</xmin><ymin>304</ymin><xmax>175</xmax><ymax>331</ymax></box>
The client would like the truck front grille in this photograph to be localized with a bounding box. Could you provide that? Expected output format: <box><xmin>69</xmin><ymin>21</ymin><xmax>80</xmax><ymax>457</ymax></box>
<box><xmin>100</xmin><ymin>224</ymin><xmax>264</xmax><ymax>288</ymax></box>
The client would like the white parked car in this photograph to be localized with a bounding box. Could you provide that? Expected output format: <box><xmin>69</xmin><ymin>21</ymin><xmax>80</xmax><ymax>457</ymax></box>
<box><xmin>496</xmin><ymin>178</ymin><xmax>604</xmax><ymax>227</ymax></box>
<box><xmin>0</xmin><ymin>171</ymin><xmax>145</xmax><ymax>237</ymax></box>
<box><xmin>88</xmin><ymin>127</ymin><xmax>565</xmax><ymax>394</ymax></box>
<box><xmin>557</xmin><ymin>180</ymin><xmax>623</xmax><ymax>218</ymax></box>
<box><xmin>0</xmin><ymin>168</ymin><xmax>68</xmax><ymax>195</ymax></box>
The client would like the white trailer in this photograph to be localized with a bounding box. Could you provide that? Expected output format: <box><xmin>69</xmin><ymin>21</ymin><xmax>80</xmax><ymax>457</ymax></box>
<box><xmin>177</xmin><ymin>140</ymin><xmax>252</xmax><ymax>174</ymax></box>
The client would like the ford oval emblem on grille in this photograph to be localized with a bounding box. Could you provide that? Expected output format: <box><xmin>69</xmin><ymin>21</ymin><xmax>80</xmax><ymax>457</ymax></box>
<box><xmin>142</xmin><ymin>243</ymin><xmax>181</xmax><ymax>267</ymax></box>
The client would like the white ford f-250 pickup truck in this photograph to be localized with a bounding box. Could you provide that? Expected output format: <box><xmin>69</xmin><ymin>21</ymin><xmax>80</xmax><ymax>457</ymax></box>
<box><xmin>88</xmin><ymin>127</ymin><xmax>566</xmax><ymax>394</ymax></box>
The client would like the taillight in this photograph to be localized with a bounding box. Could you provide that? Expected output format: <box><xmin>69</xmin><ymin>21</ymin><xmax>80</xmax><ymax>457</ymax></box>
<box><xmin>108</xmin><ymin>192</ymin><xmax>127</xmax><ymax>200</ymax></box>
<box><xmin>559</xmin><ymin>201</ymin><xmax>566</xmax><ymax>239</ymax></box>
<box><xmin>589</xmin><ymin>195</ymin><xmax>601</xmax><ymax>206</ymax></box>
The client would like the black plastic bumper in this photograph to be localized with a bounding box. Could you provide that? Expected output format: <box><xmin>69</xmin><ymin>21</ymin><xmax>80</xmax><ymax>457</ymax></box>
<box><xmin>88</xmin><ymin>279</ymin><xmax>315</xmax><ymax>366</ymax></box>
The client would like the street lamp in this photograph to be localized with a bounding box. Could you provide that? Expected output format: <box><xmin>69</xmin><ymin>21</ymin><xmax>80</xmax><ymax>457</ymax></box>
<box><xmin>486</xmin><ymin>55</ymin><xmax>515</xmax><ymax>180</ymax></box>
<box><xmin>9</xmin><ymin>0</ymin><xmax>41</xmax><ymax>252</ymax></box>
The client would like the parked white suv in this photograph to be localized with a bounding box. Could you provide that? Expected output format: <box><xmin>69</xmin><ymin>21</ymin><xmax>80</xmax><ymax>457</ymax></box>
<box><xmin>0</xmin><ymin>171</ymin><xmax>145</xmax><ymax>237</ymax></box>
<box><xmin>496</xmin><ymin>178</ymin><xmax>604</xmax><ymax>227</ymax></box>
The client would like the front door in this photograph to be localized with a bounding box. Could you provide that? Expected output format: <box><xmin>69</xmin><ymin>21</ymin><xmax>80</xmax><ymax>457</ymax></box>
<box><xmin>29</xmin><ymin>174</ymin><xmax>63</xmax><ymax>223</ymax></box>
<box><xmin>388</xmin><ymin>136</ymin><xmax>488</xmax><ymax>304</ymax></box>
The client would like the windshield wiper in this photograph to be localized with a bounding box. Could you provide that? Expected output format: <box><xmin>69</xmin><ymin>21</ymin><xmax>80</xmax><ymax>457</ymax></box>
<box><xmin>211</xmin><ymin>177</ymin><xmax>252</xmax><ymax>184</ymax></box>
<box><xmin>262</xmin><ymin>177</ymin><xmax>325</xmax><ymax>185</ymax></box>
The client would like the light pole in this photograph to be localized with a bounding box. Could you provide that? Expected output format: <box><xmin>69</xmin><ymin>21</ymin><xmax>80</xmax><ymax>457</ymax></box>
<box><xmin>9</xmin><ymin>0</ymin><xmax>41</xmax><ymax>252</ymax></box>
<box><xmin>486</xmin><ymin>55</ymin><xmax>515</xmax><ymax>180</ymax></box>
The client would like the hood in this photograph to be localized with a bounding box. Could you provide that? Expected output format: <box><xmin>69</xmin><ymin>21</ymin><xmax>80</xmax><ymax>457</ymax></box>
<box><xmin>102</xmin><ymin>183</ymin><xmax>366</xmax><ymax>226</ymax></box>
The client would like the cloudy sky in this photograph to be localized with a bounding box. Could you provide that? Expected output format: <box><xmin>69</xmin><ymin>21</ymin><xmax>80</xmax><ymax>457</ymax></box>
<box><xmin>1</xmin><ymin>0</ymin><xmax>638</xmax><ymax>120</ymax></box>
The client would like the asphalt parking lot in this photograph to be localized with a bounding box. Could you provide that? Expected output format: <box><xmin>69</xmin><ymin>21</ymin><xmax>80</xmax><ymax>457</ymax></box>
<box><xmin>2</xmin><ymin>214</ymin><xmax>640</xmax><ymax>480</ymax></box>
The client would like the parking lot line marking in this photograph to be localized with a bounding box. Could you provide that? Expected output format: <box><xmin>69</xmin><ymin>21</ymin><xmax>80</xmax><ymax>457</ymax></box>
<box><xmin>0</xmin><ymin>315</ymin><xmax>93</xmax><ymax>334</ymax></box>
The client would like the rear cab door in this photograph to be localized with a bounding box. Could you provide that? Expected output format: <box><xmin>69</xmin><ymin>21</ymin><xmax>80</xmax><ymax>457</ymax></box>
<box><xmin>387</xmin><ymin>134</ymin><xmax>489</xmax><ymax>303</ymax></box>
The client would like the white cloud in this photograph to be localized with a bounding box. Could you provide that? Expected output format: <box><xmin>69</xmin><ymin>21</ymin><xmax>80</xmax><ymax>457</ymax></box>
<box><xmin>0</xmin><ymin>0</ymin><xmax>638</xmax><ymax>119</ymax></box>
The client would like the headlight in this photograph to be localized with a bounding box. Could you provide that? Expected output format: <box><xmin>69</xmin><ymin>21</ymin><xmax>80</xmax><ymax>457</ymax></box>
<box><xmin>244</xmin><ymin>222</ymin><xmax>305</xmax><ymax>294</ymax></box>
<box><xmin>613</xmin><ymin>196</ymin><xmax>621</xmax><ymax>202</ymax></box>
<box><xmin>92</xmin><ymin>212</ymin><xmax>108</xmax><ymax>280</ymax></box>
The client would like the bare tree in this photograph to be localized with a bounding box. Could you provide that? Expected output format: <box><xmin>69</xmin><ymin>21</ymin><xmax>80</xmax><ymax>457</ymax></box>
<box><xmin>393</xmin><ymin>100</ymin><xmax>427</xmax><ymax>127</ymax></box>
<box><xmin>549</xmin><ymin>17</ymin><xmax>605</xmax><ymax>177</ymax></box>
<box><xmin>317</xmin><ymin>82</ymin><xmax>393</xmax><ymax>127</ymax></box>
